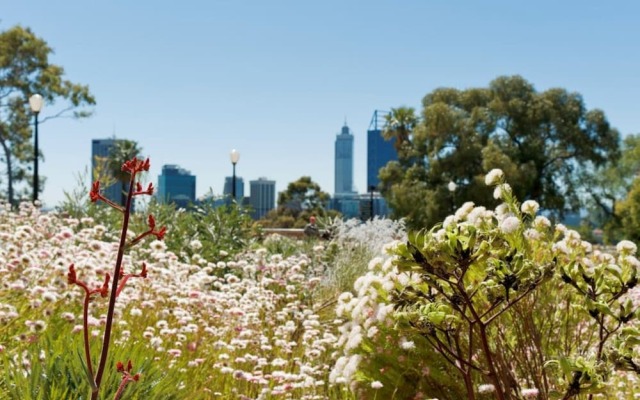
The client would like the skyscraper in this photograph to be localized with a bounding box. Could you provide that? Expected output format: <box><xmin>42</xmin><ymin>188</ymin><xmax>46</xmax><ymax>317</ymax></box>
<box><xmin>223</xmin><ymin>176</ymin><xmax>245</xmax><ymax>202</ymax></box>
<box><xmin>334</xmin><ymin>122</ymin><xmax>356</xmax><ymax>196</ymax></box>
<box><xmin>157</xmin><ymin>164</ymin><xmax>196</xmax><ymax>208</ymax></box>
<box><xmin>249</xmin><ymin>177</ymin><xmax>276</xmax><ymax>220</ymax></box>
<box><xmin>367</xmin><ymin>110</ymin><xmax>397</xmax><ymax>190</ymax></box>
<box><xmin>91</xmin><ymin>138</ymin><xmax>121</xmax><ymax>203</ymax></box>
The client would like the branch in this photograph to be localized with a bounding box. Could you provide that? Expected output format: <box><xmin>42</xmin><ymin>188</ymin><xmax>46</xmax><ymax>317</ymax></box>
<box><xmin>484</xmin><ymin>285</ymin><xmax>537</xmax><ymax>326</ymax></box>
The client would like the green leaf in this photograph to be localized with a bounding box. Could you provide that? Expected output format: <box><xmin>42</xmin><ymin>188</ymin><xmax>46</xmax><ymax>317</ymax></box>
<box><xmin>76</xmin><ymin>347</ymin><xmax>97</xmax><ymax>391</ymax></box>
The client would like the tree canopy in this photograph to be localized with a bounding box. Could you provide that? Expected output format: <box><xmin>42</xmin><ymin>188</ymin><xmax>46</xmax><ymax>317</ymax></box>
<box><xmin>0</xmin><ymin>25</ymin><xmax>95</xmax><ymax>204</ymax></box>
<box><xmin>259</xmin><ymin>176</ymin><xmax>338</xmax><ymax>228</ymax></box>
<box><xmin>379</xmin><ymin>75</ymin><xmax>620</xmax><ymax>229</ymax></box>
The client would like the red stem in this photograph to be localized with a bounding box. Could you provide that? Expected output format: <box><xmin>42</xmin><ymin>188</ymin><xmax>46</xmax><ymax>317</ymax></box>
<box><xmin>96</xmin><ymin>193</ymin><xmax>125</xmax><ymax>213</ymax></box>
<box><xmin>91</xmin><ymin>174</ymin><xmax>136</xmax><ymax>400</ymax></box>
<box><xmin>113</xmin><ymin>377</ymin><xmax>129</xmax><ymax>400</ymax></box>
<box><xmin>82</xmin><ymin>290</ymin><xmax>95</xmax><ymax>380</ymax></box>
<box><xmin>116</xmin><ymin>276</ymin><xmax>131</xmax><ymax>297</ymax></box>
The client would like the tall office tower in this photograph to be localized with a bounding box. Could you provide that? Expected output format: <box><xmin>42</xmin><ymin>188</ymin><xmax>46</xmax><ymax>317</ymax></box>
<box><xmin>223</xmin><ymin>176</ymin><xmax>245</xmax><ymax>202</ymax></box>
<box><xmin>157</xmin><ymin>164</ymin><xmax>196</xmax><ymax>208</ymax></box>
<box><xmin>249</xmin><ymin>177</ymin><xmax>276</xmax><ymax>220</ymax></box>
<box><xmin>334</xmin><ymin>122</ymin><xmax>356</xmax><ymax>196</ymax></box>
<box><xmin>91</xmin><ymin>138</ymin><xmax>122</xmax><ymax>204</ymax></box>
<box><xmin>367</xmin><ymin>110</ymin><xmax>397</xmax><ymax>190</ymax></box>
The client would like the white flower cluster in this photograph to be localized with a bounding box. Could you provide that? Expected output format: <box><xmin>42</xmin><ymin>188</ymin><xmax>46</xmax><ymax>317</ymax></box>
<box><xmin>484</xmin><ymin>168</ymin><xmax>504</xmax><ymax>186</ymax></box>
<box><xmin>0</xmin><ymin>202</ymin><xmax>344</xmax><ymax>398</ymax></box>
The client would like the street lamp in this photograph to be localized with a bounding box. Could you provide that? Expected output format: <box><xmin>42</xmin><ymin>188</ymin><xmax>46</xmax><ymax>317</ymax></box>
<box><xmin>29</xmin><ymin>94</ymin><xmax>44</xmax><ymax>203</ymax></box>
<box><xmin>230</xmin><ymin>149</ymin><xmax>240</xmax><ymax>202</ymax></box>
<box><xmin>368</xmin><ymin>185</ymin><xmax>376</xmax><ymax>220</ymax></box>
<box><xmin>448</xmin><ymin>180</ymin><xmax>457</xmax><ymax>212</ymax></box>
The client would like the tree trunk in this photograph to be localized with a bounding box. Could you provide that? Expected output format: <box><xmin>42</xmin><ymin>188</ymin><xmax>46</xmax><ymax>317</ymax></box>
<box><xmin>0</xmin><ymin>138</ymin><xmax>14</xmax><ymax>206</ymax></box>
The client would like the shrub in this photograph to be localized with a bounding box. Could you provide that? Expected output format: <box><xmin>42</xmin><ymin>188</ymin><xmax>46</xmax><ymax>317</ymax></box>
<box><xmin>332</xmin><ymin>170</ymin><xmax>640</xmax><ymax>399</ymax></box>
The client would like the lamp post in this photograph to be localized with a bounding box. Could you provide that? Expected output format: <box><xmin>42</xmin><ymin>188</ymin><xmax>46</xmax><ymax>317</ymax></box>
<box><xmin>230</xmin><ymin>149</ymin><xmax>240</xmax><ymax>202</ymax></box>
<box><xmin>368</xmin><ymin>185</ymin><xmax>376</xmax><ymax>220</ymax></box>
<box><xmin>448</xmin><ymin>180</ymin><xmax>457</xmax><ymax>213</ymax></box>
<box><xmin>29</xmin><ymin>94</ymin><xmax>44</xmax><ymax>203</ymax></box>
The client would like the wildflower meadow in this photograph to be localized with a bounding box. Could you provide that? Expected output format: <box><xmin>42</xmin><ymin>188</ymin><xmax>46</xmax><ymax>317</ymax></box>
<box><xmin>0</xmin><ymin>158</ymin><xmax>639</xmax><ymax>399</ymax></box>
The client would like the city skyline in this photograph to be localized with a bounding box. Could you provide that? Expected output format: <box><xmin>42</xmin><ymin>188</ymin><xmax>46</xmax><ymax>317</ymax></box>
<box><xmin>2</xmin><ymin>2</ymin><xmax>639</xmax><ymax>208</ymax></box>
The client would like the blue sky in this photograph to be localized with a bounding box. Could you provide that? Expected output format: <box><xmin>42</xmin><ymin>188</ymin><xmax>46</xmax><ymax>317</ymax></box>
<box><xmin>2</xmin><ymin>1</ymin><xmax>639</xmax><ymax>207</ymax></box>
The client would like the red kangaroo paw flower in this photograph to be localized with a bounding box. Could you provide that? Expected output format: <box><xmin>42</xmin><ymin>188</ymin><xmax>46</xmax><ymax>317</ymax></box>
<box><xmin>89</xmin><ymin>181</ymin><xmax>101</xmax><ymax>203</ymax></box>
<box><xmin>127</xmin><ymin>360</ymin><xmax>133</xmax><ymax>372</ymax></box>
<box><xmin>121</xmin><ymin>158</ymin><xmax>137</xmax><ymax>173</ymax></box>
<box><xmin>116</xmin><ymin>263</ymin><xmax>148</xmax><ymax>297</ymax></box>
<box><xmin>99</xmin><ymin>274</ymin><xmax>110</xmax><ymax>298</ymax></box>
<box><xmin>148</xmin><ymin>214</ymin><xmax>156</xmax><ymax>230</ymax></box>
<box><xmin>116</xmin><ymin>361</ymin><xmax>125</xmax><ymax>373</ymax></box>
<box><xmin>154</xmin><ymin>226</ymin><xmax>167</xmax><ymax>240</ymax></box>
<box><xmin>68</xmin><ymin>264</ymin><xmax>77</xmax><ymax>284</ymax></box>
<box><xmin>122</xmin><ymin>157</ymin><xmax>151</xmax><ymax>175</ymax></box>
<box><xmin>135</xmin><ymin>182</ymin><xmax>143</xmax><ymax>192</ymax></box>
<box><xmin>146</xmin><ymin>182</ymin><xmax>154</xmax><ymax>195</ymax></box>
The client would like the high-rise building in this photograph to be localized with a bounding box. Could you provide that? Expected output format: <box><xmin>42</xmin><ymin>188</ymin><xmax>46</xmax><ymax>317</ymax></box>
<box><xmin>157</xmin><ymin>164</ymin><xmax>196</xmax><ymax>208</ymax></box>
<box><xmin>91</xmin><ymin>138</ymin><xmax>121</xmax><ymax>203</ymax></box>
<box><xmin>367</xmin><ymin>110</ymin><xmax>397</xmax><ymax>190</ymax></box>
<box><xmin>223</xmin><ymin>176</ymin><xmax>245</xmax><ymax>202</ymax></box>
<box><xmin>359</xmin><ymin>190</ymin><xmax>389</xmax><ymax>220</ymax></box>
<box><xmin>334</xmin><ymin>122</ymin><xmax>356</xmax><ymax>196</ymax></box>
<box><xmin>249</xmin><ymin>177</ymin><xmax>276</xmax><ymax>220</ymax></box>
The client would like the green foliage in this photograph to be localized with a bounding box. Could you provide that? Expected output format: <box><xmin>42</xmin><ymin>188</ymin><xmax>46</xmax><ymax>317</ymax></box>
<box><xmin>579</xmin><ymin>133</ymin><xmax>640</xmax><ymax>243</ymax></box>
<box><xmin>140</xmin><ymin>198</ymin><xmax>257</xmax><ymax>265</ymax></box>
<box><xmin>616</xmin><ymin>174</ymin><xmax>640</xmax><ymax>243</ymax></box>
<box><xmin>259</xmin><ymin>176</ymin><xmax>340</xmax><ymax>228</ymax></box>
<box><xmin>379</xmin><ymin>75</ymin><xmax>620</xmax><ymax>230</ymax></box>
<box><xmin>58</xmin><ymin>172</ymin><xmax>257</xmax><ymax>265</ymax></box>
<box><xmin>386</xmin><ymin>171</ymin><xmax>640</xmax><ymax>399</ymax></box>
<box><xmin>0</xmin><ymin>25</ymin><xmax>95</xmax><ymax>205</ymax></box>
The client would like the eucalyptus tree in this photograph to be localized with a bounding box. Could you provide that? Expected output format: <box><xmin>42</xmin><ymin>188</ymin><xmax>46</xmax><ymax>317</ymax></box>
<box><xmin>0</xmin><ymin>25</ymin><xmax>95</xmax><ymax>204</ymax></box>
<box><xmin>379</xmin><ymin>75</ymin><xmax>620</xmax><ymax>229</ymax></box>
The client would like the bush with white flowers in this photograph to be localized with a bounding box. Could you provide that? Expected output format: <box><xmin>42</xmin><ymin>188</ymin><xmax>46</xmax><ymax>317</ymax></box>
<box><xmin>333</xmin><ymin>169</ymin><xmax>640</xmax><ymax>400</ymax></box>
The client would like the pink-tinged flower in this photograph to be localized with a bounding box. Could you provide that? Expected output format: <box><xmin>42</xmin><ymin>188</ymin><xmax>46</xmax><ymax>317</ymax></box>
<box><xmin>167</xmin><ymin>349</ymin><xmax>182</xmax><ymax>357</ymax></box>
<box><xmin>499</xmin><ymin>216</ymin><xmax>520</xmax><ymax>234</ymax></box>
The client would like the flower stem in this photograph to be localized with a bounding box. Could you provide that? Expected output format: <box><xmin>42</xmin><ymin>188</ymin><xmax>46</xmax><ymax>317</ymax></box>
<box><xmin>82</xmin><ymin>290</ymin><xmax>94</xmax><ymax>381</ymax></box>
<box><xmin>91</xmin><ymin>174</ymin><xmax>136</xmax><ymax>400</ymax></box>
<box><xmin>113</xmin><ymin>378</ymin><xmax>129</xmax><ymax>400</ymax></box>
